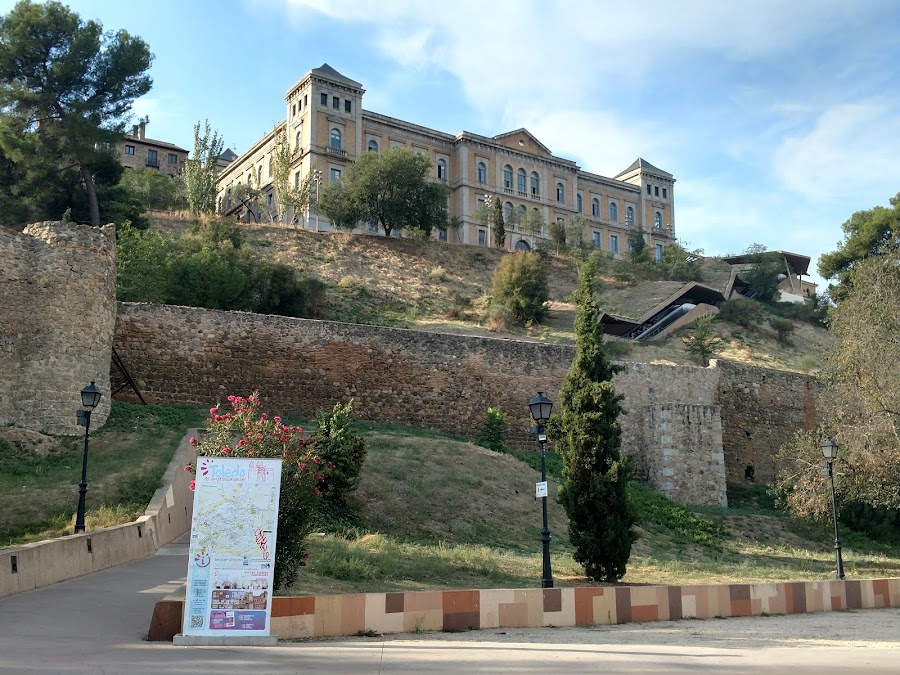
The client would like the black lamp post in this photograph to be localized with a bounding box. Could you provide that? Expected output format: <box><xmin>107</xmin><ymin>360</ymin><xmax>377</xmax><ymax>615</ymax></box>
<box><xmin>74</xmin><ymin>381</ymin><xmax>102</xmax><ymax>534</ymax></box>
<box><xmin>819</xmin><ymin>436</ymin><xmax>845</xmax><ymax>580</ymax></box>
<box><xmin>528</xmin><ymin>391</ymin><xmax>554</xmax><ymax>589</ymax></box>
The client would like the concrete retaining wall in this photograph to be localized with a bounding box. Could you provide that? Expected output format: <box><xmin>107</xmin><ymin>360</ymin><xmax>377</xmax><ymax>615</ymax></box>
<box><xmin>0</xmin><ymin>431</ymin><xmax>197</xmax><ymax>599</ymax></box>
<box><xmin>148</xmin><ymin>577</ymin><xmax>900</xmax><ymax>641</ymax></box>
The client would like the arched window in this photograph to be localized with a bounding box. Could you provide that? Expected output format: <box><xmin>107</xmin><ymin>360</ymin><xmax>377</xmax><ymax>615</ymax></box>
<box><xmin>267</xmin><ymin>156</ymin><xmax>273</xmax><ymax>177</ymax></box>
<box><xmin>609</xmin><ymin>202</ymin><xmax>618</xmax><ymax>222</ymax></box>
<box><xmin>295</xmin><ymin>129</ymin><xmax>301</xmax><ymax>150</ymax></box>
<box><xmin>576</xmin><ymin>193</ymin><xmax>583</xmax><ymax>213</ymax></box>
<box><xmin>225</xmin><ymin>188</ymin><xmax>232</xmax><ymax>209</ymax></box>
<box><xmin>437</xmin><ymin>158</ymin><xmax>447</xmax><ymax>180</ymax></box>
<box><xmin>518</xmin><ymin>204</ymin><xmax>527</xmax><ymax>222</ymax></box>
<box><xmin>592</xmin><ymin>197</ymin><xmax>600</xmax><ymax>217</ymax></box>
<box><xmin>517</xmin><ymin>168</ymin><xmax>527</xmax><ymax>193</ymax></box>
<box><xmin>503</xmin><ymin>201</ymin><xmax>513</xmax><ymax>223</ymax></box>
<box><xmin>530</xmin><ymin>172</ymin><xmax>540</xmax><ymax>196</ymax></box>
<box><xmin>556</xmin><ymin>182</ymin><xmax>564</xmax><ymax>203</ymax></box>
<box><xmin>477</xmin><ymin>161</ymin><xmax>487</xmax><ymax>184</ymax></box>
<box><xmin>654</xmin><ymin>211</ymin><xmax>662</xmax><ymax>228</ymax></box>
<box><xmin>503</xmin><ymin>165</ymin><xmax>513</xmax><ymax>189</ymax></box>
<box><xmin>514</xmin><ymin>239</ymin><xmax>531</xmax><ymax>252</ymax></box>
<box><xmin>626</xmin><ymin>205</ymin><xmax>634</xmax><ymax>225</ymax></box>
<box><xmin>258</xmin><ymin>166</ymin><xmax>263</xmax><ymax>185</ymax></box>
<box><xmin>330</xmin><ymin>128</ymin><xmax>341</xmax><ymax>150</ymax></box>
<box><xmin>367</xmin><ymin>139</ymin><xmax>379</xmax><ymax>152</ymax></box>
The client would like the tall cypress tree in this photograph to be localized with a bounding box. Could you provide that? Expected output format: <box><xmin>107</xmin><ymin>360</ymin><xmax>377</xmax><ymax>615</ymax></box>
<box><xmin>493</xmin><ymin>196</ymin><xmax>506</xmax><ymax>248</ymax></box>
<box><xmin>549</xmin><ymin>258</ymin><xmax>636</xmax><ymax>582</ymax></box>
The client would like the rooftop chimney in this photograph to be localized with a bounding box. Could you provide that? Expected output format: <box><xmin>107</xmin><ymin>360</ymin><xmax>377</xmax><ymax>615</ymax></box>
<box><xmin>138</xmin><ymin>120</ymin><xmax>146</xmax><ymax>140</ymax></box>
<box><xmin>131</xmin><ymin>124</ymin><xmax>138</xmax><ymax>138</ymax></box>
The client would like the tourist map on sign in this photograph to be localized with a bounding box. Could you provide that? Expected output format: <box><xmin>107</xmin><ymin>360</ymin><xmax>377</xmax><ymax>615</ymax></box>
<box><xmin>192</xmin><ymin>474</ymin><xmax>279</xmax><ymax>560</ymax></box>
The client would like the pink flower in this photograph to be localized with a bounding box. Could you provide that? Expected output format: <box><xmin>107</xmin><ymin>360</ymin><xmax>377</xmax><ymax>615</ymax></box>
<box><xmin>299</xmin><ymin>463</ymin><xmax>306</xmax><ymax>471</ymax></box>
<box><xmin>222</xmin><ymin>447</ymin><xmax>230</xmax><ymax>454</ymax></box>
<box><xmin>227</xmin><ymin>395</ymin><xmax>236</xmax><ymax>402</ymax></box>
<box><xmin>189</xmin><ymin>479</ymin><xmax>196</xmax><ymax>492</ymax></box>
<box><xmin>189</xmin><ymin>437</ymin><xmax>197</xmax><ymax>446</ymax></box>
<box><xmin>237</xmin><ymin>439</ymin><xmax>247</xmax><ymax>447</ymax></box>
<box><xmin>315</xmin><ymin>472</ymin><xmax>322</xmax><ymax>481</ymax></box>
<box><xmin>304</xmin><ymin>552</ymin><xmax>311</xmax><ymax>559</ymax></box>
<box><xmin>184</xmin><ymin>465</ymin><xmax>191</xmax><ymax>472</ymax></box>
<box><xmin>314</xmin><ymin>489</ymin><xmax>321</xmax><ymax>496</ymax></box>
<box><xmin>294</xmin><ymin>426</ymin><xmax>302</xmax><ymax>433</ymax></box>
<box><xmin>209</xmin><ymin>407</ymin><xmax>218</xmax><ymax>415</ymax></box>
<box><xmin>214</xmin><ymin>415</ymin><xmax>222</xmax><ymax>422</ymax></box>
<box><xmin>257</xmin><ymin>433</ymin><xmax>263</xmax><ymax>440</ymax></box>
<box><xmin>261</xmin><ymin>413</ymin><xmax>267</xmax><ymax>420</ymax></box>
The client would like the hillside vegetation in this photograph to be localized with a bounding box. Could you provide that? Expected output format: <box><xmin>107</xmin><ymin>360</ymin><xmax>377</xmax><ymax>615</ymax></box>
<box><xmin>144</xmin><ymin>213</ymin><xmax>834</xmax><ymax>372</ymax></box>
<box><xmin>4</xmin><ymin>406</ymin><xmax>897</xmax><ymax>589</ymax></box>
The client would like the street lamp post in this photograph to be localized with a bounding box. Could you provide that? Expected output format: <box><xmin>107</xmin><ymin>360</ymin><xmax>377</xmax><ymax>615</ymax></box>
<box><xmin>74</xmin><ymin>381</ymin><xmax>102</xmax><ymax>534</ymax></box>
<box><xmin>528</xmin><ymin>391</ymin><xmax>554</xmax><ymax>589</ymax></box>
<box><xmin>484</xmin><ymin>194</ymin><xmax>493</xmax><ymax>248</ymax></box>
<box><xmin>313</xmin><ymin>169</ymin><xmax>323</xmax><ymax>232</ymax></box>
<box><xmin>819</xmin><ymin>436</ymin><xmax>845</xmax><ymax>580</ymax></box>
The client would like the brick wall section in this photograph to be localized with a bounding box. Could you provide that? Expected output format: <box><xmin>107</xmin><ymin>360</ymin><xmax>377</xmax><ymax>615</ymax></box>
<box><xmin>113</xmin><ymin>304</ymin><xmax>817</xmax><ymax>490</ymax></box>
<box><xmin>0</xmin><ymin>222</ymin><xmax>115</xmax><ymax>434</ymax></box>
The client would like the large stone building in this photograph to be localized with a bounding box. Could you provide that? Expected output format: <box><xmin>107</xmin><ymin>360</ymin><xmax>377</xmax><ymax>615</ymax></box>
<box><xmin>118</xmin><ymin>119</ymin><xmax>189</xmax><ymax>178</ymax></box>
<box><xmin>216</xmin><ymin>64</ymin><xmax>676</xmax><ymax>257</ymax></box>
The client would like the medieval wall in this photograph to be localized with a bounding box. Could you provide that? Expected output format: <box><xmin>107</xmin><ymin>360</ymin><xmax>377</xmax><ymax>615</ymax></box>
<box><xmin>0</xmin><ymin>222</ymin><xmax>116</xmax><ymax>434</ymax></box>
<box><xmin>113</xmin><ymin>303</ymin><xmax>817</xmax><ymax>494</ymax></box>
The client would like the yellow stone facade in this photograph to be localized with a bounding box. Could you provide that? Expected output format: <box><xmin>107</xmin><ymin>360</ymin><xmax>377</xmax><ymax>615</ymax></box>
<box><xmin>216</xmin><ymin>64</ymin><xmax>676</xmax><ymax>257</ymax></box>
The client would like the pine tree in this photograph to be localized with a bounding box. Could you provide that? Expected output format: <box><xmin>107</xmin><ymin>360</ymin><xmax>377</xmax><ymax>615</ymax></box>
<box><xmin>493</xmin><ymin>196</ymin><xmax>506</xmax><ymax>248</ymax></box>
<box><xmin>548</xmin><ymin>258</ymin><xmax>636</xmax><ymax>582</ymax></box>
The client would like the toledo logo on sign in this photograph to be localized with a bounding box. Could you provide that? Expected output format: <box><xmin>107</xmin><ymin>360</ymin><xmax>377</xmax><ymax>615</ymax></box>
<box><xmin>199</xmin><ymin>458</ymin><xmax>248</xmax><ymax>481</ymax></box>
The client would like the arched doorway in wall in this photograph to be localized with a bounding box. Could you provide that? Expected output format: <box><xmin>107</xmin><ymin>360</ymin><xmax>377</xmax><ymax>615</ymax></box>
<box><xmin>514</xmin><ymin>239</ymin><xmax>531</xmax><ymax>252</ymax></box>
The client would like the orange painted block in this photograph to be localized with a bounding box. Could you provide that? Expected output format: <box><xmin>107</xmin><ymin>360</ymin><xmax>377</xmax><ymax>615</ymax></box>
<box><xmin>443</xmin><ymin>590</ymin><xmax>480</xmax><ymax>614</ymax></box>
<box><xmin>498</xmin><ymin>602</ymin><xmax>529</xmax><ymax>628</ymax></box>
<box><xmin>631</xmin><ymin>604</ymin><xmax>659</xmax><ymax>623</ymax></box>
<box><xmin>573</xmin><ymin>587</ymin><xmax>605</xmax><ymax>626</ymax></box>
<box><xmin>405</xmin><ymin>591</ymin><xmax>443</xmax><ymax>612</ymax></box>
<box><xmin>340</xmin><ymin>594</ymin><xmax>367</xmax><ymax>635</ymax></box>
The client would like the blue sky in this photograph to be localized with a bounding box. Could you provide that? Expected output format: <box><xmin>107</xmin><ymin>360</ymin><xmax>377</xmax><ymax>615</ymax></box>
<box><xmin>9</xmin><ymin>0</ymin><xmax>900</xmax><ymax>288</ymax></box>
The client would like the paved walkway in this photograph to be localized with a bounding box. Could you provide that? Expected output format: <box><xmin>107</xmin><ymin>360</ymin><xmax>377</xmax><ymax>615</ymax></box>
<box><xmin>0</xmin><ymin>539</ymin><xmax>898</xmax><ymax>674</ymax></box>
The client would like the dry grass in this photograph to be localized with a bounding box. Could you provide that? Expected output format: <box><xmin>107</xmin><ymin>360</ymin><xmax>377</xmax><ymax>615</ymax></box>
<box><xmin>146</xmin><ymin>213</ymin><xmax>834</xmax><ymax>372</ymax></box>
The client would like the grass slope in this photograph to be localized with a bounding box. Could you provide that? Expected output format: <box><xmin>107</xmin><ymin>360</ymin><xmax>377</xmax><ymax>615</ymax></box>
<box><xmin>148</xmin><ymin>213</ymin><xmax>834</xmax><ymax>372</ymax></box>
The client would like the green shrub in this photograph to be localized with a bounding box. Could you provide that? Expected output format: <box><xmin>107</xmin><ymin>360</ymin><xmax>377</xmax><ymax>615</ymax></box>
<box><xmin>310</xmin><ymin>400</ymin><xmax>367</xmax><ymax>507</ymax></box>
<box><xmin>485</xmin><ymin>304</ymin><xmax>512</xmax><ymax>332</ymax></box>
<box><xmin>475</xmin><ymin>407</ymin><xmax>508</xmax><ymax>452</ymax></box>
<box><xmin>428</xmin><ymin>265</ymin><xmax>447</xmax><ymax>282</ymax></box>
<box><xmin>717</xmin><ymin>297</ymin><xmax>766</xmax><ymax>330</ymax></box>
<box><xmin>768</xmin><ymin>316</ymin><xmax>795</xmax><ymax>346</ymax></box>
<box><xmin>603</xmin><ymin>339</ymin><xmax>633</xmax><ymax>359</ymax></box>
<box><xmin>443</xmin><ymin>290</ymin><xmax>472</xmax><ymax>320</ymax></box>
<box><xmin>490</xmin><ymin>252</ymin><xmax>549</xmax><ymax>324</ymax></box>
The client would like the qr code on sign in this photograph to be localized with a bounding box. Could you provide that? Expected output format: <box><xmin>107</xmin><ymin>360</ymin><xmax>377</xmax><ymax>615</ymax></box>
<box><xmin>190</xmin><ymin>615</ymin><xmax>203</xmax><ymax>629</ymax></box>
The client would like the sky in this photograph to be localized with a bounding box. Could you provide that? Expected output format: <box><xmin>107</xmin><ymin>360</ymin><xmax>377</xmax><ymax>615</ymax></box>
<box><xmin>7</xmin><ymin>0</ymin><xmax>900</xmax><ymax>289</ymax></box>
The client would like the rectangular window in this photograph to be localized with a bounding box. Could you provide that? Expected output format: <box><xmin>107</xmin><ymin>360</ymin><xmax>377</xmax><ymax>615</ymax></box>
<box><xmin>147</xmin><ymin>149</ymin><xmax>158</xmax><ymax>167</ymax></box>
<box><xmin>333</xmin><ymin>96</ymin><xmax>339</xmax><ymax>109</ymax></box>
<box><xmin>267</xmin><ymin>193</ymin><xmax>274</xmax><ymax>207</ymax></box>
<box><xmin>294</xmin><ymin>172</ymin><xmax>300</xmax><ymax>189</ymax></box>
<box><xmin>647</xmin><ymin>184</ymin><xmax>651</xmax><ymax>195</ymax></box>
<box><xmin>304</xmin><ymin>94</ymin><xmax>308</xmax><ymax>107</ymax></box>
<box><xmin>610</xmin><ymin>234</ymin><xmax>619</xmax><ymax>253</ymax></box>
<box><xmin>320</xmin><ymin>92</ymin><xmax>327</xmax><ymax>105</ymax></box>
<box><xmin>477</xmin><ymin>197</ymin><xmax>485</xmax><ymax>210</ymax></box>
<box><xmin>368</xmin><ymin>220</ymin><xmax>378</xmax><ymax>232</ymax></box>
<box><xmin>124</xmin><ymin>145</ymin><xmax>135</xmax><ymax>155</ymax></box>
<box><xmin>478</xmin><ymin>229</ymin><xmax>487</xmax><ymax>245</ymax></box>
<box><xmin>592</xmin><ymin>231</ymin><xmax>600</xmax><ymax>249</ymax></box>
<box><xmin>655</xmin><ymin>185</ymin><xmax>659</xmax><ymax>197</ymax></box>
<box><xmin>344</xmin><ymin>99</ymin><xmax>351</xmax><ymax>113</ymax></box>
<box><xmin>330</xmin><ymin>168</ymin><xmax>341</xmax><ymax>182</ymax></box>
<box><xmin>655</xmin><ymin>243</ymin><xmax>664</xmax><ymax>261</ymax></box>
<box><xmin>662</xmin><ymin>187</ymin><xmax>668</xmax><ymax>199</ymax></box>
<box><xmin>168</xmin><ymin>153</ymin><xmax>177</xmax><ymax>165</ymax></box>
<box><xmin>438</xmin><ymin>228</ymin><xmax>448</xmax><ymax>242</ymax></box>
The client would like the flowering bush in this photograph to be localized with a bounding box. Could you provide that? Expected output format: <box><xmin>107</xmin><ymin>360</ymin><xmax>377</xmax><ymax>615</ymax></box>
<box><xmin>185</xmin><ymin>391</ymin><xmax>323</xmax><ymax>590</ymax></box>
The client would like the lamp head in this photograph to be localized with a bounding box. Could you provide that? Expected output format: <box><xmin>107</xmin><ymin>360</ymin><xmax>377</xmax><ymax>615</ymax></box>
<box><xmin>819</xmin><ymin>436</ymin><xmax>839</xmax><ymax>461</ymax></box>
<box><xmin>80</xmin><ymin>381</ymin><xmax>102</xmax><ymax>410</ymax></box>
<box><xmin>528</xmin><ymin>391</ymin><xmax>553</xmax><ymax>425</ymax></box>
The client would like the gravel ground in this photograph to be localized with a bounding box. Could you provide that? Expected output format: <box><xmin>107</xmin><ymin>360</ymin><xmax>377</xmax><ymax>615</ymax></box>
<box><xmin>371</xmin><ymin>607</ymin><xmax>900</xmax><ymax>650</ymax></box>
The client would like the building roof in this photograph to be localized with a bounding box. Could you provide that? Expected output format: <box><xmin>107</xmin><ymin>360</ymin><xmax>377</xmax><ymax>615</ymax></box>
<box><xmin>492</xmin><ymin>128</ymin><xmax>553</xmax><ymax>156</ymax></box>
<box><xmin>598</xmin><ymin>280</ymin><xmax>726</xmax><ymax>335</ymax></box>
<box><xmin>219</xmin><ymin>148</ymin><xmax>238</xmax><ymax>162</ymax></box>
<box><xmin>311</xmin><ymin>63</ymin><xmax>363</xmax><ymax>89</ymax></box>
<box><xmin>721</xmin><ymin>251</ymin><xmax>811</xmax><ymax>276</ymax></box>
<box><xmin>123</xmin><ymin>136</ymin><xmax>188</xmax><ymax>153</ymax></box>
<box><xmin>614</xmin><ymin>157</ymin><xmax>673</xmax><ymax>179</ymax></box>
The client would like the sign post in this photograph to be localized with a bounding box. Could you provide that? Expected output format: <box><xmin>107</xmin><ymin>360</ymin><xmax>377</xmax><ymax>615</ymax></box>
<box><xmin>175</xmin><ymin>457</ymin><xmax>282</xmax><ymax>646</ymax></box>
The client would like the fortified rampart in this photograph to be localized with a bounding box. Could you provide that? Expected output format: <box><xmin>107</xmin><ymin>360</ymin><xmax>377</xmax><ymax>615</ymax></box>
<box><xmin>114</xmin><ymin>303</ymin><xmax>817</xmax><ymax>504</ymax></box>
<box><xmin>0</xmin><ymin>222</ymin><xmax>116</xmax><ymax>434</ymax></box>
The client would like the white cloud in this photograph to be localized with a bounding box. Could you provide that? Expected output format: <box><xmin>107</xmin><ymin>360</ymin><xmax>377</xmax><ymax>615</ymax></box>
<box><xmin>773</xmin><ymin>101</ymin><xmax>900</xmax><ymax>203</ymax></box>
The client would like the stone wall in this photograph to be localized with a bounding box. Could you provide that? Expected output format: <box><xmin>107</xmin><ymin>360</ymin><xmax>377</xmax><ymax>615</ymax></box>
<box><xmin>644</xmin><ymin>404</ymin><xmax>726</xmax><ymax>507</ymax></box>
<box><xmin>0</xmin><ymin>222</ymin><xmax>116</xmax><ymax>434</ymax></box>
<box><xmin>113</xmin><ymin>304</ymin><xmax>817</xmax><ymax>498</ymax></box>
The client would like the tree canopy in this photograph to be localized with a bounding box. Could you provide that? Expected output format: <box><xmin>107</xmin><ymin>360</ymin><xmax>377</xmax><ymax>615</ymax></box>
<box><xmin>818</xmin><ymin>192</ymin><xmax>900</xmax><ymax>302</ymax></box>
<box><xmin>320</xmin><ymin>147</ymin><xmax>448</xmax><ymax>237</ymax></box>
<box><xmin>0</xmin><ymin>0</ymin><xmax>153</xmax><ymax>226</ymax></box>
<box><xmin>549</xmin><ymin>258</ymin><xmax>636</xmax><ymax>582</ymax></box>
<box><xmin>182</xmin><ymin>119</ymin><xmax>223</xmax><ymax>215</ymax></box>
<box><xmin>776</xmin><ymin>238</ymin><xmax>900</xmax><ymax>518</ymax></box>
